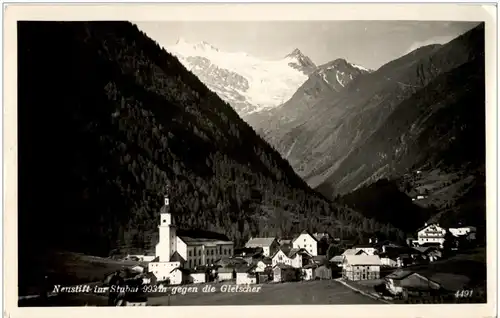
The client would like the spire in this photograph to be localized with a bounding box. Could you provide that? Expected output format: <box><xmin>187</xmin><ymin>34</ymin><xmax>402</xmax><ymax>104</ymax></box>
<box><xmin>164</xmin><ymin>183</ymin><xmax>170</xmax><ymax>207</ymax></box>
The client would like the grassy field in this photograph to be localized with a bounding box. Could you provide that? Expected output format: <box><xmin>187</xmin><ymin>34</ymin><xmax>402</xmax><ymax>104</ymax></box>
<box><xmin>19</xmin><ymin>280</ymin><xmax>383</xmax><ymax>306</ymax></box>
<box><xmin>19</xmin><ymin>250</ymin><xmax>145</xmax><ymax>296</ymax></box>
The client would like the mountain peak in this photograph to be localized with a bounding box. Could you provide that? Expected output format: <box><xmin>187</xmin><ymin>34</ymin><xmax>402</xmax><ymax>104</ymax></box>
<box><xmin>286</xmin><ymin>48</ymin><xmax>305</xmax><ymax>59</ymax></box>
<box><xmin>174</xmin><ymin>37</ymin><xmax>219</xmax><ymax>52</ymax></box>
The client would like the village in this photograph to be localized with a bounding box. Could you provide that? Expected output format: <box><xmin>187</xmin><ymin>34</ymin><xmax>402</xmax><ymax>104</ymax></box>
<box><xmin>92</xmin><ymin>191</ymin><xmax>483</xmax><ymax>306</ymax></box>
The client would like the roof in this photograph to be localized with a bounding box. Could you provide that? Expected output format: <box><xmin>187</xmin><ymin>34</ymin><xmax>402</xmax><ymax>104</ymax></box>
<box><xmin>428</xmin><ymin>273</ymin><xmax>470</xmax><ymax>291</ymax></box>
<box><xmin>303</xmin><ymin>263</ymin><xmax>318</xmax><ymax>269</ymax></box>
<box><xmin>330</xmin><ymin>255</ymin><xmax>344</xmax><ymax>262</ymax></box>
<box><xmin>170</xmin><ymin>251</ymin><xmax>186</xmax><ymax>263</ymax></box>
<box><xmin>344</xmin><ymin>255</ymin><xmax>382</xmax><ymax>266</ymax></box>
<box><xmin>416</xmin><ymin>223</ymin><xmax>444</xmax><ymax>233</ymax></box>
<box><xmin>178</xmin><ymin>236</ymin><xmax>233</xmax><ymax>246</ymax></box>
<box><xmin>273</xmin><ymin>264</ymin><xmax>295</xmax><ymax>270</ymax></box>
<box><xmin>245</xmin><ymin>237</ymin><xmax>277</xmax><ymax>247</ymax></box>
<box><xmin>235</xmin><ymin>264</ymin><xmax>257</xmax><ymax>273</ymax></box>
<box><xmin>170</xmin><ymin>267</ymin><xmax>191</xmax><ymax>275</ymax></box>
<box><xmin>385</xmin><ymin>269</ymin><xmax>414</xmax><ymax>280</ymax></box>
<box><xmin>342</xmin><ymin>249</ymin><xmax>358</xmax><ymax>256</ymax></box>
<box><xmin>291</xmin><ymin>230</ymin><xmax>319</xmax><ymax>243</ymax></box>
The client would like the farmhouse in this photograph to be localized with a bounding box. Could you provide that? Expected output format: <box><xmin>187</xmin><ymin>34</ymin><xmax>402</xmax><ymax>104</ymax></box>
<box><xmin>254</xmin><ymin>258</ymin><xmax>272</xmax><ymax>272</ymax></box>
<box><xmin>216</xmin><ymin>266</ymin><xmax>236</xmax><ymax>282</ymax></box>
<box><xmin>271</xmin><ymin>246</ymin><xmax>312</xmax><ymax>269</ymax></box>
<box><xmin>245</xmin><ymin>237</ymin><xmax>279</xmax><ymax>257</ymax></box>
<box><xmin>292</xmin><ymin>230</ymin><xmax>319</xmax><ymax>256</ymax></box>
<box><xmin>416</xmin><ymin>223</ymin><xmax>446</xmax><ymax>247</ymax></box>
<box><xmin>190</xmin><ymin>268</ymin><xmax>207</xmax><ymax>284</ymax></box>
<box><xmin>384</xmin><ymin>269</ymin><xmax>441</xmax><ymax>297</ymax></box>
<box><xmin>235</xmin><ymin>265</ymin><xmax>258</xmax><ymax>285</ymax></box>
<box><xmin>168</xmin><ymin>267</ymin><xmax>191</xmax><ymax>285</ymax></box>
<box><xmin>342</xmin><ymin>255</ymin><xmax>382</xmax><ymax>281</ymax></box>
<box><xmin>302</xmin><ymin>263</ymin><xmax>318</xmax><ymax>281</ymax></box>
<box><xmin>273</xmin><ymin>264</ymin><xmax>299</xmax><ymax>283</ymax></box>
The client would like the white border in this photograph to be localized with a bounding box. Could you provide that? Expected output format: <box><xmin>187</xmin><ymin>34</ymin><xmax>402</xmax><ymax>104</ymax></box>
<box><xmin>3</xmin><ymin>3</ymin><xmax>498</xmax><ymax>318</ymax></box>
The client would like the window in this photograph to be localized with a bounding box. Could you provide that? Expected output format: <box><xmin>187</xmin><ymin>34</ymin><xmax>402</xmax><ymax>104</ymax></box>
<box><xmin>189</xmin><ymin>251</ymin><xmax>192</xmax><ymax>257</ymax></box>
<box><xmin>198</xmin><ymin>250</ymin><xmax>201</xmax><ymax>256</ymax></box>
<box><xmin>304</xmin><ymin>239</ymin><xmax>306</xmax><ymax>242</ymax></box>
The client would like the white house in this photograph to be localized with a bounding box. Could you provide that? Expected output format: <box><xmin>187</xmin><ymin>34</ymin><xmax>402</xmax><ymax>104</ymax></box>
<box><xmin>342</xmin><ymin>255</ymin><xmax>382</xmax><ymax>281</ymax></box>
<box><xmin>217</xmin><ymin>267</ymin><xmax>235</xmax><ymax>282</ymax></box>
<box><xmin>416</xmin><ymin>223</ymin><xmax>446</xmax><ymax>247</ymax></box>
<box><xmin>245</xmin><ymin>237</ymin><xmax>279</xmax><ymax>257</ymax></box>
<box><xmin>449</xmin><ymin>226</ymin><xmax>477</xmax><ymax>238</ymax></box>
<box><xmin>236</xmin><ymin>266</ymin><xmax>257</xmax><ymax>285</ymax></box>
<box><xmin>190</xmin><ymin>271</ymin><xmax>207</xmax><ymax>284</ymax></box>
<box><xmin>302</xmin><ymin>264</ymin><xmax>317</xmax><ymax>281</ymax></box>
<box><xmin>254</xmin><ymin>259</ymin><xmax>272</xmax><ymax>273</ymax></box>
<box><xmin>292</xmin><ymin>230</ymin><xmax>319</xmax><ymax>256</ymax></box>
<box><xmin>379</xmin><ymin>255</ymin><xmax>403</xmax><ymax>268</ymax></box>
<box><xmin>271</xmin><ymin>247</ymin><xmax>312</xmax><ymax>269</ymax></box>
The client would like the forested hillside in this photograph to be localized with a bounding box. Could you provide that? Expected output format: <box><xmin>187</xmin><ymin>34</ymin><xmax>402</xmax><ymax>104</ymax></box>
<box><xmin>18</xmin><ymin>21</ymin><xmax>404</xmax><ymax>261</ymax></box>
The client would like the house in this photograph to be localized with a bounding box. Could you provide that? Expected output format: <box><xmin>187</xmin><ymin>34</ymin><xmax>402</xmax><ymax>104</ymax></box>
<box><xmin>449</xmin><ymin>226</ymin><xmax>477</xmax><ymax>238</ymax></box>
<box><xmin>254</xmin><ymin>258</ymin><xmax>272</xmax><ymax>273</ymax></box>
<box><xmin>379</xmin><ymin>253</ymin><xmax>403</xmax><ymax>268</ymax></box>
<box><xmin>342</xmin><ymin>255</ymin><xmax>382</xmax><ymax>281</ymax></box>
<box><xmin>271</xmin><ymin>246</ymin><xmax>312</xmax><ymax>269</ymax></box>
<box><xmin>190</xmin><ymin>268</ymin><xmax>207</xmax><ymax>284</ymax></box>
<box><xmin>384</xmin><ymin>269</ymin><xmax>441</xmax><ymax>298</ymax></box>
<box><xmin>168</xmin><ymin>267</ymin><xmax>191</xmax><ymax>285</ymax></box>
<box><xmin>302</xmin><ymin>264</ymin><xmax>318</xmax><ymax>281</ymax></box>
<box><xmin>416</xmin><ymin>223</ymin><xmax>446</xmax><ymax>247</ymax></box>
<box><xmin>245</xmin><ymin>237</ymin><xmax>280</xmax><ymax>257</ymax></box>
<box><xmin>131</xmin><ymin>265</ymin><xmax>145</xmax><ymax>274</ymax></box>
<box><xmin>216</xmin><ymin>266</ymin><xmax>236</xmax><ymax>282</ymax></box>
<box><xmin>315</xmin><ymin>264</ymin><xmax>332</xmax><ymax>280</ymax></box>
<box><xmin>273</xmin><ymin>264</ymin><xmax>299</xmax><ymax>283</ymax></box>
<box><xmin>292</xmin><ymin>230</ymin><xmax>319</xmax><ymax>256</ymax></box>
<box><xmin>329</xmin><ymin>255</ymin><xmax>344</xmax><ymax>267</ymax></box>
<box><xmin>313</xmin><ymin>232</ymin><xmax>332</xmax><ymax>255</ymax></box>
<box><xmin>235</xmin><ymin>265</ymin><xmax>257</xmax><ymax>285</ymax></box>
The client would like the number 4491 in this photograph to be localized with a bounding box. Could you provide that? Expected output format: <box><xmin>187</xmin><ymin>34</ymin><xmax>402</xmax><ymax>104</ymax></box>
<box><xmin>455</xmin><ymin>290</ymin><xmax>474</xmax><ymax>298</ymax></box>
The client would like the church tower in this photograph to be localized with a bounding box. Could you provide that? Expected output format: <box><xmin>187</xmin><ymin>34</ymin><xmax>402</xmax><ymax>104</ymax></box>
<box><xmin>156</xmin><ymin>184</ymin><xmax>177</xmax><ymax>262</ymax></box>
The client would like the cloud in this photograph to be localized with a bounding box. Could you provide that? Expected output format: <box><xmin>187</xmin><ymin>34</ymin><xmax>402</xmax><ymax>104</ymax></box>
<box><xmin>404</xmin><ymin>35</ymin><xmax>456</xmax><ymax>55</ymax></box>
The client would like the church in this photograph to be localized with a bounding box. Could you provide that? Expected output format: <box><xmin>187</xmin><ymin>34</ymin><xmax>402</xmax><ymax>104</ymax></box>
<box><xmin>148</xmin><ymin>190</ymin><xmax>234</xmax><ymax>284</ymax></box>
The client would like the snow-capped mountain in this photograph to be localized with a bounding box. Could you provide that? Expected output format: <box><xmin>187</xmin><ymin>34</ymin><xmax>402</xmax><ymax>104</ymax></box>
<box><xmin>245</xmin><ymin>57</ymin><xmax>372</xmax><ymax>133</ymax></box>
<box><xmin>167</xmin><ymin>38</ymin><xmax>315</xmax><ymax>117</ymax></box>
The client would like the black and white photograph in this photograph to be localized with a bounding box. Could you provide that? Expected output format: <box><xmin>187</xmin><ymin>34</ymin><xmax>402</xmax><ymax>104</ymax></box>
<box><xmin>4</xmin><ymin>3</ymin><xmax>497</xmax><ymax>316</ymax></box>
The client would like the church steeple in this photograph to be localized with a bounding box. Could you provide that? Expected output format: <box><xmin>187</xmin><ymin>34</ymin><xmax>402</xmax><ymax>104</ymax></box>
<box><xmin>160</xmin><ymin>183</ymin><xmax>173</xmax><ymax>226</ymax></box>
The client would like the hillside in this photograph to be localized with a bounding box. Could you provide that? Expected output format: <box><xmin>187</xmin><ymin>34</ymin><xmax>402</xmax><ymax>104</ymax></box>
<box><xmin>18</xmin><ymin>20</ymin><xmax>405</xmax><ymax>267</ymax></box>
<box><xmin>265</xmin><ymin>23</ymin><xmax>484</xmax><ymax>192</ymax></box>
<box><xmin>246</xmin><ymin>58</ymin><xmax>370</xmax><ymax>136</ymax></box>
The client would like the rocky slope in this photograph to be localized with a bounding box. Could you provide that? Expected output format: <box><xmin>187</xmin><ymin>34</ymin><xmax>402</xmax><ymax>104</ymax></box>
<box><xmin>265</xmin><ymin>23</ymin><xmax>484</xmax><ymax>198</ymax></box>
<box><xmin>166</xmin><ymin>38</ymin><xmax>315</xmax><ymax>117</ymax></box>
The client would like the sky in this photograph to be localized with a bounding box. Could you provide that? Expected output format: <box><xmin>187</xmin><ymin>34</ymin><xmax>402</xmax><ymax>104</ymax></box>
<box><xmin>134</xmin><ymin>21</ymin><xmax>480</xmax><ymax>70</ymax></box>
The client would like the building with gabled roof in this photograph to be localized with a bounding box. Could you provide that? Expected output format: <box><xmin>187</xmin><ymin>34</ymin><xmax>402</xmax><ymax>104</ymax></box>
<box><xmin>245</xmin><ymin>237</ymin><xmax>279</xmax><ymax>257</ymax></box>
<box><xmin>292</xmin><ymin>230</ymin><xmax>319</xmax><ymax>256</ymax></box>
<box><xmin>342</xmin><ymin>254</ymin><xmax>382</xmax><ymax>281</ymax></box>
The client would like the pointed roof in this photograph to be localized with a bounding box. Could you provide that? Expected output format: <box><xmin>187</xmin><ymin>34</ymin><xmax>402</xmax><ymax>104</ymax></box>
<box><xmin>170</xmin><ymin>251</ymin><xmax>186</xmax><ymax>263</ymax></box>
<box><xmin>291</xmin><ymin>230</ymin><xmax>319</xmax><ymax>243</ymax></box>
<box><xmin>245</xmin><ymin>237</ymin><xmax>277</xmax><ymax>247</ymax></box>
